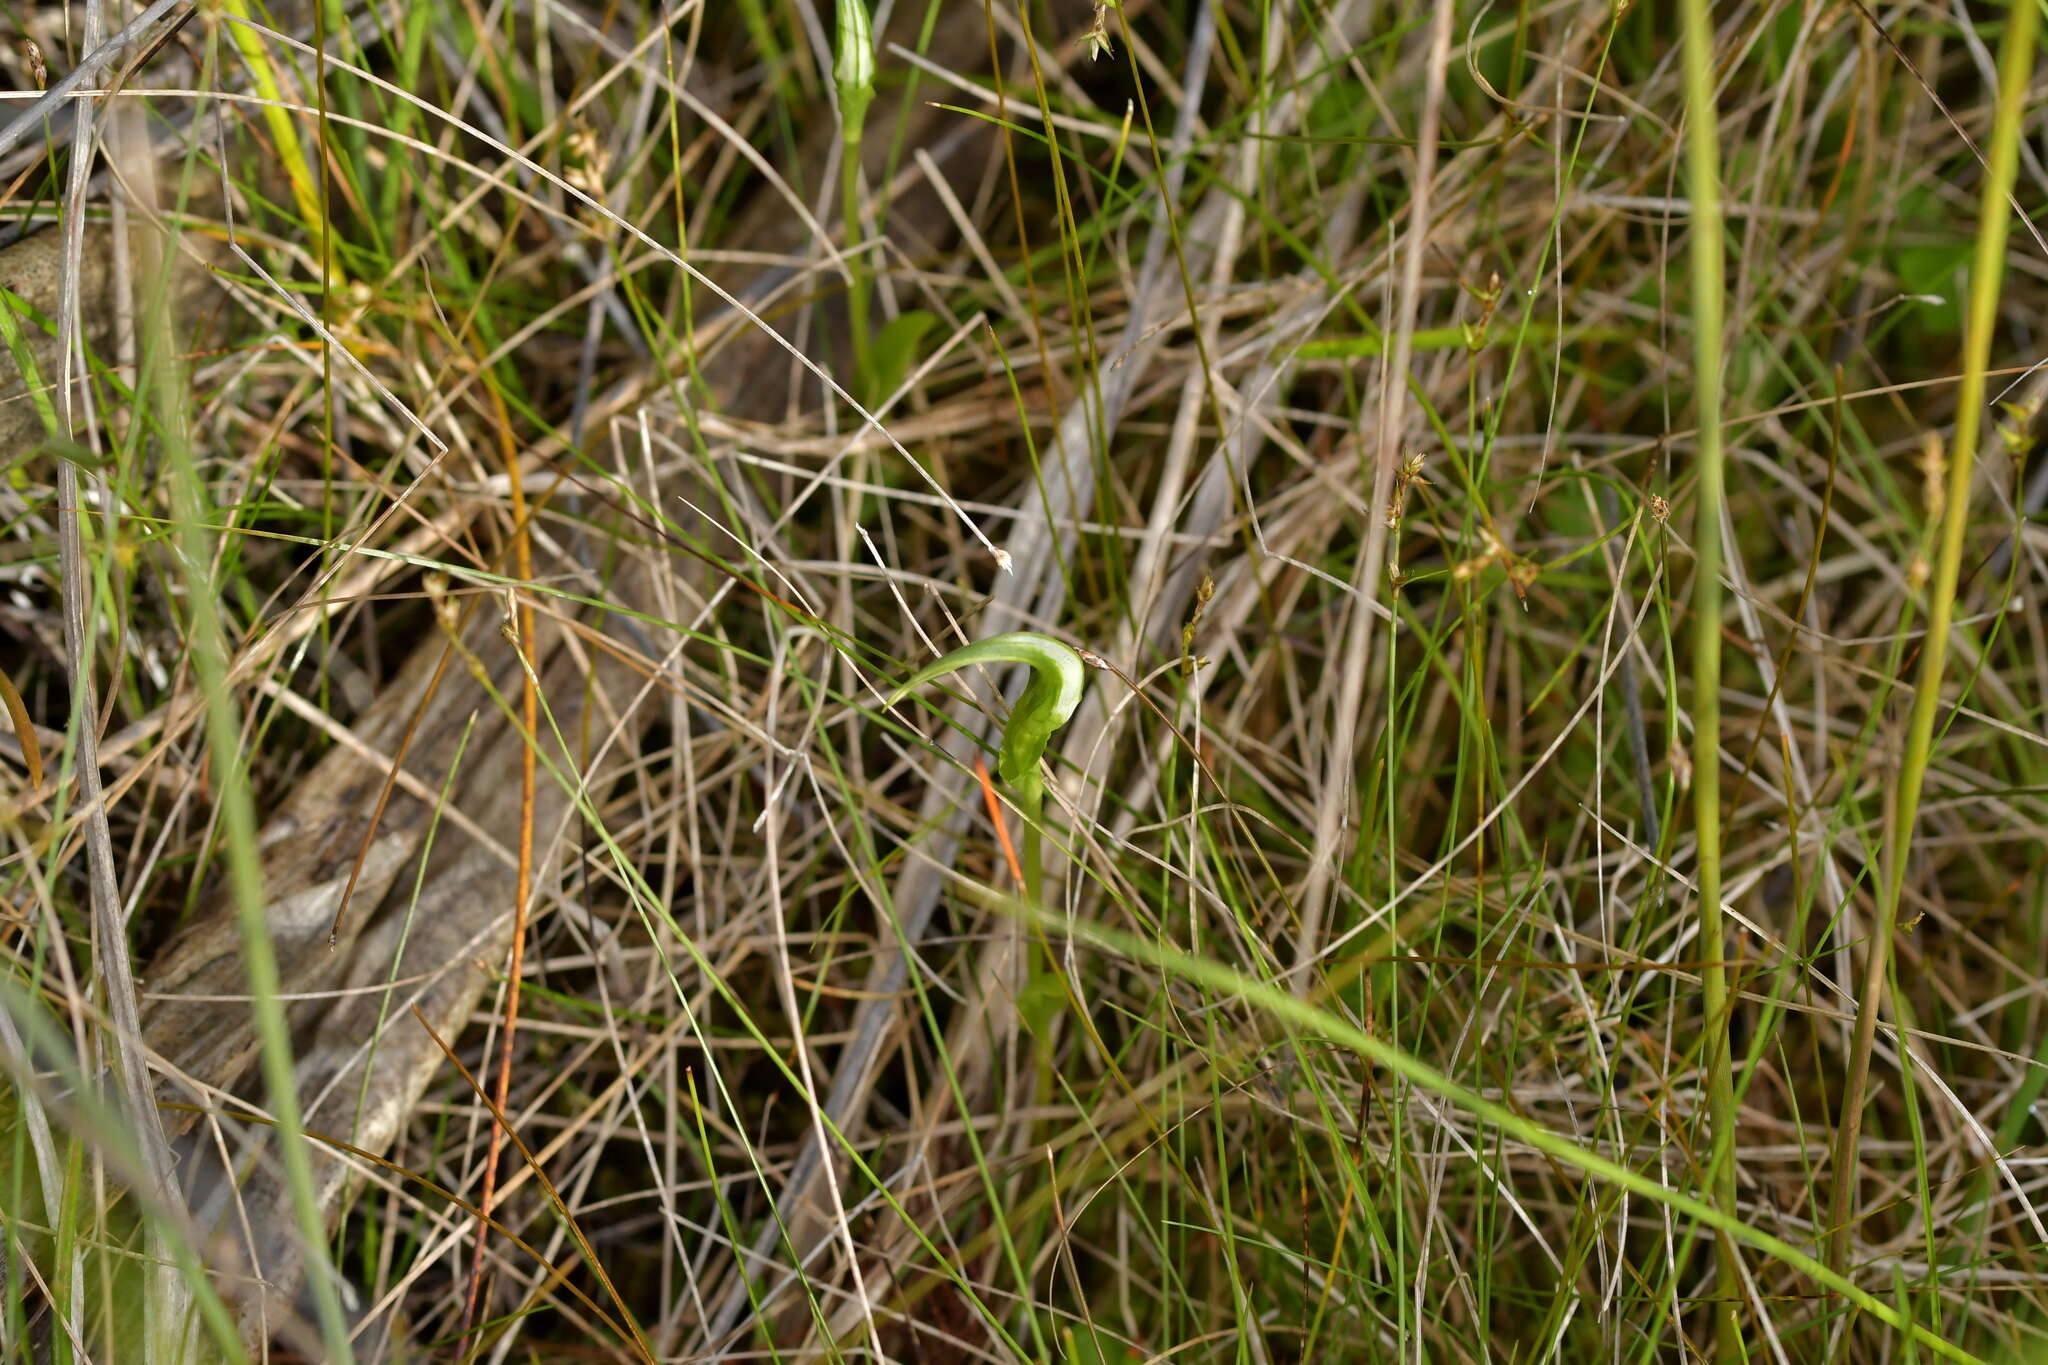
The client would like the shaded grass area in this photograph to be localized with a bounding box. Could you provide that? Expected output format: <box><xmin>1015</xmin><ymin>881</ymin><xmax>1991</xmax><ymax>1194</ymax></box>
<box><xmin>0</xmin><ymin>0</ymin><xmax>2042</xmax><ymax>1361</ymax></box>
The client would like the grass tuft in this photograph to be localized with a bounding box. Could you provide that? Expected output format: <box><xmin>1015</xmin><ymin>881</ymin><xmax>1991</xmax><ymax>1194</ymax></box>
<box><xmin>0</xmin><ymin>2</ymin><xmax>2043</xmax><ymax>1362</ymax></box>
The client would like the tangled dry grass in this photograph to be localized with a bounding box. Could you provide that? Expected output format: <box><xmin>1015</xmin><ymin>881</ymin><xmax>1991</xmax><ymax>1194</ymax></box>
<box><xmin>0</xmin><ymin>0</ymin><xmax>2046</xmax><ymax>1361</ymax></box>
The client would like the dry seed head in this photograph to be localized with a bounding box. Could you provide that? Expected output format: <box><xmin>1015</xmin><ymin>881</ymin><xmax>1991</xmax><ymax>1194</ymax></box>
<box><xmin>564</xmin><ymin>122</ymin><xmax>609</xmax><ymax>197</ymax></box>
<box><xmin>1649</xmin><ymin>494</ymin><xmax>1669</xmax><ymax>525</ymax></box>
<box><xmin>425</xmin><ymin>572</ymin><xmax>458</xmax><ymax>629</ymax></box>
<box><xmin>1181</xmin><ymin>578</ymin><xmax>1212</xmax><ymax>667</ymax></box>
<box><xmin>332</xmin><ymin>280</ymin><xmax>376</xmax><ymax>353</ymax></box>
<box><xmin>498</xmin><ymin>586</ymin><xmax>522</xmax><ymax>636</ymax></box>
<box><xmin>565</xmin><ymin>122</ymin><xmax>617</xmax><ymax>242</ymax></box>
<box><xmin>1999</xmin><ymin>400</ymin><xmax>2040</xmax><ymax>455</ymax></box>
<box><xmin>1473</xmin><ymin>273</ymin><xmax>1503</xmax><ymax>334</ymax></box>
<box><xmin>1919</xmin><ymin>431</ymin><xmax>1946</xmax><ymax>523</ymax></box>
<box><xmin>1085</xmin><ymin>4</ymin><xmax>1114</xmax><ymax>60</ymax></box>
<box><xmin>1387</xmin><ymin>453</ymin><xmax>1428</xmax><ymax>529</ymax></box>
<box><xmin>1449</xmin><ymin>552</ymin><xmax>1487</xmax><ymax>581</ymax></box>
<box><xmin>1449</xmin><ymin>525</ymin><xmax>1511</xmax><ymax>582</ymax></box>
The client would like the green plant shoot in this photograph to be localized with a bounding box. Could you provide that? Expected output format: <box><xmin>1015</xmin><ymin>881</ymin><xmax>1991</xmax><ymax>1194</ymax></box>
<box><xmin>887</xmin><ymin>638</ymin><xmax>1086</xmax><ymax>1286</ymax></box>
<box><xmin>886</xmin><ymin>631</ymin><xmax>1085</xmax><ymax>825</ymax></box>
<box><xmin>834</xmin><ymin>0</ymin><xmax>879</xmax><ymax>402</ymax></box>
<box><xmin>833</xmin><ymin>0</ymin><xmax>874</xmax><ymax>142</ymax></box>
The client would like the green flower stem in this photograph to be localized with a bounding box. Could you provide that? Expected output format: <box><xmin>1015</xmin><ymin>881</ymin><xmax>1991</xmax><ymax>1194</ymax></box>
<box><xmin>1676</xmin><ymin>0</ymin><xmax>1739</xmax><ymax>1349</ymax></box>
<box><xmin>888</xmin><ymin>631</ymin><xmax>1086</xmax><ymax>1286</ymax></box>
<box><xmin>835</xmin><ymin>0</ymin><xmax>875</xmax><ymax>398</ymax></box>
<box><xmin>1826</xmin><ymin>0</ymin><xmax>2040</xmax><ymax>1287</ymax></box>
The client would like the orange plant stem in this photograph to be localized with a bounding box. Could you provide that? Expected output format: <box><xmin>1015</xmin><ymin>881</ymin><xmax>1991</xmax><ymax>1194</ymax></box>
<box><xmin>463</xmin><ymin>379</ymin><xmax>539</xmax><ymax>1337</ymax></box>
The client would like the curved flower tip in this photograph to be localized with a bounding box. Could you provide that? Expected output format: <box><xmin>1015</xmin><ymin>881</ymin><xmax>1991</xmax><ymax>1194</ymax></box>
<box><xmin>886</xmin><ymin>631</ymin><xmax>1087</xmax><ymax>797</ymax></box>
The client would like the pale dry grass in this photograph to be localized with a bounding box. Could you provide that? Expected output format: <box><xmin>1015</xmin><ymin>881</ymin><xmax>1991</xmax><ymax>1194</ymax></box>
<box><xmin>0</xmin><ymin>1</ymin><xmax>2042</xmax><ymax>1362</ymax></box>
